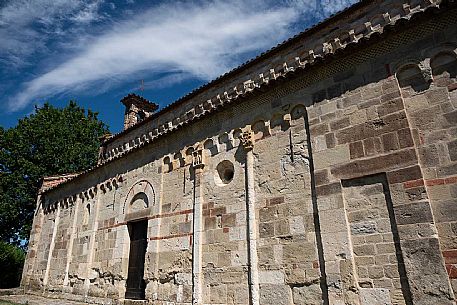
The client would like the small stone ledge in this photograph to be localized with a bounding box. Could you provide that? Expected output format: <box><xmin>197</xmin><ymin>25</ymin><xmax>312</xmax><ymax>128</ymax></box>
<box><xmin>0</xmin><ymin>293</ymin><xmax>90</xmax><ymax>305</ymax></box>
<box><xmin>0</xmin><ymin>288</ymin><xmax>23</xmax><ymax>296</ymax></box>
<box><xmin>123</xmin><ymin>300</ymin><xmax>148</xmax><ymax>305</ymax></box>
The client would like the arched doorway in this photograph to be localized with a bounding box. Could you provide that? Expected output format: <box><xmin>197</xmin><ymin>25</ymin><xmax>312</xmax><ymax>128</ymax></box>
<box><xmin>122</xmin><ymin>180</ymin><xmax>156</xmax><ymax>300</ymax></box>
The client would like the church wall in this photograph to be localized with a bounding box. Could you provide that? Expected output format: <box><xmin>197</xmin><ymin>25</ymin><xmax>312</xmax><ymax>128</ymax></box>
<box><xmin>46</xmin><ymin>203</ymin><xmax>72</xmax><ymax>288</ymax></box>
<box><xmin>21</xmin><ymin>3</ymin><xmax>457</xmax><ymax>305</ymax></box>
<box><xmin>31</xmin><ymin>208</ymin><xmax>55</xmax><ymax>289</ymax></box>
<box><xmin>397</xmin><ymin>31</ymin><xmax>457</xmax><ymax>295</ymax></box>
<box><xmin>253</xmin><ymin>114</ymin><xmax>319</xmax><ymax>305</ymax></box>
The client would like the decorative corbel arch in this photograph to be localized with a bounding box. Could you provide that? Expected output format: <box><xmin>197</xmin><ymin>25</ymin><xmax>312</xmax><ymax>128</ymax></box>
<box><xmin>203</xmin><ymin>138</ymin><xmax>219</xmax><ymax>157</ymax></box>
<box><xmin>251</xmin><ymin>120</ymin><xmax>269</xmax><ymax>141</ymax></box>
<box><xmin>218</xmin><ymin>132</ymin><xmax>233</xmax><ymax>152</ymax></box>
<box><xmin>270</xmin><ymin>112</ymin><xmax>290</xmax><ymax>133</ymax></box>
<box><xmin>394</xmin><ymin>58</ymin><xmax>431</xmax><ymax>92</ymax></box>
<box><xmin>163</xmin><ymin>155</ymin><xmax>172</xmax><ymax>172</ymax></box>
<box><xmin>185</xmin><ymin>146</ymin><xmax>195</xmax><ymax>165</ymax></box>
<box><xmin>291</xmin><ymin>104</ymin><xmax>306</xmax><ymax>121</ymax></box>
<box><xmin>429</xmin><ymin>46</ymin><xmax>457</xmax><ymax>79</ymax></box>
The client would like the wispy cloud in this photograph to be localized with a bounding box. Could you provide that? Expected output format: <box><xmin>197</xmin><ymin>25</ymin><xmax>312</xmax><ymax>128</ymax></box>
<box><xmin>4</xmin><ymin>0</ymin><xmax>357</xmax><ymax>112</ymax></box>
<box><xmin>0</xmin><ymin>0</ymin><xmax>104</xmax><ymax>68</ymax></box>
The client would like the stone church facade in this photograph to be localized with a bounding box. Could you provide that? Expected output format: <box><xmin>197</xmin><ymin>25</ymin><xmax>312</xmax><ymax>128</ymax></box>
<box><xmin>20</xmin><ymin>0</ymin><xmax>457</xmax><ymax>304</ymax></box>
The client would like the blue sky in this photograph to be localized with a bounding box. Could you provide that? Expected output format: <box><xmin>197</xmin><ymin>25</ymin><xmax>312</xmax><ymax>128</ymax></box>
<box><xmin>0</xmin><ymin>0</ymin><xmax>357</xmax><ymax>134</ymax></box>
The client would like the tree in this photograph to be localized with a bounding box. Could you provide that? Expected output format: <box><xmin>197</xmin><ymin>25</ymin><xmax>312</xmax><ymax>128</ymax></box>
<box><xmin>0</xmin><ymin>240</ymin><xmax>25</xmax><ymax>288</ymax></box>
<box><xmin>0</xmin><ymin>101</ymin><xmax>110</xmax><ymax>244</ymax></box>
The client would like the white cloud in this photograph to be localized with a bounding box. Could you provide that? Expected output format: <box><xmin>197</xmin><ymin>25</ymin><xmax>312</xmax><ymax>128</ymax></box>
<box><xmin>70</xmin><ymin>1</ymin><xmax>105</xmax><ymax>23</ymax></box>
<box><xmin>5</xmin><ymin>0</ymin><xmax>357</xmax><ymax>112</ymax></box>
<box><xmin>0</xmin><ymin>0</ymin><xmax>104</xmax><ymax>67</ymax></box>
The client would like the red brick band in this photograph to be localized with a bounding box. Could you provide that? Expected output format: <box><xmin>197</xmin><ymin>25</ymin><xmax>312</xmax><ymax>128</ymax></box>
<box><xmin>149</xmin><ymin>232</ymin><xmax>193</xmax><ymax>241</ymax></box>
<box><xmin>147</xmin><ymin>208</ymin><xmax>193</xmax><ymax>220</ymax></box>
<box><xmin>403</xmin><ymin>175</ymin><xmax>457</xmax><ymax>189</ymax></box>
<box><xmin>98</xmin><ymin>208</ymin><xmax>194</xmax><ymax>231</ymax></box>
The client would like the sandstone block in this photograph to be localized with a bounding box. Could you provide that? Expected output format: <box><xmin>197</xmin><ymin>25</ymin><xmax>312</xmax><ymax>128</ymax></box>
<box><xmin>292</xmin><ymin>284</ymin><xmax>322</xmax><ymax>305</ymax></box>
<box><xmin>259</xmin><ymin>284</ymin><xmax>292</xmax><ymax>305</ymax></box>
<box><xmin>259</xmin><ymin>270</ymin><xmax>285</xmax><ymax>284</ymax></box>
<box><xmin>394</xmin><ymin>201</ymin><xmax>433</xmax><ymax>225</ymax></box>
<box><xmin>359</xmin><ymin>288</ymin><xmax>392</xmax><ymax>305</ymax></box>
<box><xmin>314</xmin><ymin>145</ymin><xmax>350</xmax><ymax>169</ymax></box>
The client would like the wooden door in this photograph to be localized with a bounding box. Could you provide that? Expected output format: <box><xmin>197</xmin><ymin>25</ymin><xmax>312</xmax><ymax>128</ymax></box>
<box><xmin>125</xmin><ymin>220</ymin><xmax>148</xmax><ymax>300</ymax></box>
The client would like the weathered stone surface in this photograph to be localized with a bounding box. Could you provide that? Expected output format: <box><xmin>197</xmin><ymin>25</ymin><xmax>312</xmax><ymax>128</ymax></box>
<box><xmin>292</xmin><ymin>284</ymin><xmax>322</xmax><ymax>305</ymax></box>
<box><xmin>20</xmin><ymin>2</ymin><xmax>457</xmax><ymax>305</ymax></box>
<box><xmin>359</xmin><ymin>288</ymin><xmax>391</xmax><ymax>305</ymax></box>
<box><xmin>402</xmin><ymin>238</ymin><xmax>454</xmax><ymax>303</ymax></box>
<box><xmin>259</xmin><ymin>284</ymin><xmax>292</xmax><ymax>305</ymax></box>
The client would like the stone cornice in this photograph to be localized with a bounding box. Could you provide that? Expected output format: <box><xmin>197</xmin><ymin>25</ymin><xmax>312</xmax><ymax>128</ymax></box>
<box><xmin>42</xmin><ymin>175</ymin><xmax>125</xmax><ymax>213</ymax></box>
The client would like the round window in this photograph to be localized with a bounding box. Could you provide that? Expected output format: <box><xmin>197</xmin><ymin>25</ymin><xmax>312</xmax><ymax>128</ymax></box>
<box><xmin>215</xmin><ymin>160</ymin><xmax>235</xmax><ymax>185</ymax></box>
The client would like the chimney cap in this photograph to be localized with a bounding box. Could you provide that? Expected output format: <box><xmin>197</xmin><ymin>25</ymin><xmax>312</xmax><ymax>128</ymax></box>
<box><xmin>120</xmin><ymin>93</ymin><xmax>159</xmax><ymax>112</ymax></box>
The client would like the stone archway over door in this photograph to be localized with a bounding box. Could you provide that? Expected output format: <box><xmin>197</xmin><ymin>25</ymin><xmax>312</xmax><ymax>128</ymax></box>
<box><xmin>122</xmin><ymin>180</ymin><xmax>156</xmax><ymax>300</ymax></box>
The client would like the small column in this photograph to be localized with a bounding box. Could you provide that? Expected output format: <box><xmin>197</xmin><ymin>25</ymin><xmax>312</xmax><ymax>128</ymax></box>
<box><xmin>43</xmin><ymin>200</ymin><xmax>61</xmax><ymax>288</ymax></box>
<box><xmin>192</xmin><ymin>147</ymin><xmax>204</xmax><ymax>305</ymax></box>
<box><xmin>239</xmin><ymin>130</ymin><xmax>260</xmax><ymax>305</ymax></box>
<box><xmin>84</xmin><ymin>187</ymin><xmax>100</xmax><ymax>296</ymax></box>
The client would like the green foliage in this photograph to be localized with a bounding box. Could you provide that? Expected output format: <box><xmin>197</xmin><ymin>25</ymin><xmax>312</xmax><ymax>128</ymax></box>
<box><xmin>0</xmin><ymin>241</ymin><xmax>25</xmax><ymax>288</ymax></box>
<box><xmin>0</xmin><ymin>101</ymin><xmax>109</xmax><ymax>243</ymax></box>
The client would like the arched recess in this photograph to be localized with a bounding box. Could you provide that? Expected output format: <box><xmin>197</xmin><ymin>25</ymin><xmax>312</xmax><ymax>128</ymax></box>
<box><xmin>174</xmin><ymin>152</ymin><xmax>185</xmax><ymax>168</ymax></box>
<box><xmin>291</xmin><ymin>104</ymin><xmax>306</xmax><ymax>122</ymax></box>
<box><xmin>185</xmin><ymin>147</ymin><xmax>195</xmax><ymax>165</ymax></box>
<box><xmin>163</xmin><ymin>156</ymin><xmax>172</xmax><ymax>172</ymax></box>
<box><xmin>396</xmin><ymin>63</ymin><xmax>430</xmax><ymax>93</ymax></box>
<box><xmin>431</xmin><ymin>51</ymin><xmax>457</xmax><ymax>79</ymax></box>
<box><xmin>218</xmin><ymin>132</ymin><xmax>233</xmax><ymax>152</ymax></box>
<box><xmin>252</xmin><ymin>120</ymin><xmax>268</xmax><ymax>141</ymax></box>
<box><xmin>122</xmin><ymin>179</ymin><xmax>156</xmax><ymax>215</ymax></box>
<box><xmin>232</xmin><ymin>128</ymin><xmax>243</xmax><ymax>147</ymax></box>
<box><xmin>271</xmin><ymin>113</ymin><xmax>290</xmax><ymax>133</ymax></box>
<box><xmin>204</xmin><ymin>138</ymin><xmax>218</xmax><ymax>157</ymax></box>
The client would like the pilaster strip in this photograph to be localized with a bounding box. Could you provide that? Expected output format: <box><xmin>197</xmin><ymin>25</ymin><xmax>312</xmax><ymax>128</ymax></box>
<box><xmin>240</xmin><ymin>131</ymin><xmax>260</xmax><ymax>305</ymax></box>
<box><xmin>192</xmin><ymin>148</ymin><xmax>204</xmax><ymax>305</ymax></box>
<box><xmin>63</xmin><ymin>196</ymin><xmax>80</xmax><ymax>287</ymax></box>
<box><xmin>43</xmin><ymin>201</ymin><xmax>61</xmax><ymax>288</ymax></box>
<box><xmin>83</xmin><ymin>187</ymin><xmax>100</xmax><ymax>297</ymax></box>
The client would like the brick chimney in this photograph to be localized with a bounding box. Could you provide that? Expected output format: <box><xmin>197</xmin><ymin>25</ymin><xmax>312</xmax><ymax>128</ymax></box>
<box><xmin>120</xmin><ymin>94</ymin><xmax>159</xmax><ymax>130</ymax></box>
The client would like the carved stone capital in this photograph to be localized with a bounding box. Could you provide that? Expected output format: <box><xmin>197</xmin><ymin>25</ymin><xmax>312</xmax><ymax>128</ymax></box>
<box><xmin>239</xmin><ymin>130</ymin><xmax>254</xmax><ymax>151</ymax></box>
<box><xmin>192</xmin><ymin>149</ymin><xmax>204</xmax><ymax>169</ymax></box>
<box><xmin>418</xmin><ymin>62</ymin><xmax>433</xmax><ymax>83</ymax></box>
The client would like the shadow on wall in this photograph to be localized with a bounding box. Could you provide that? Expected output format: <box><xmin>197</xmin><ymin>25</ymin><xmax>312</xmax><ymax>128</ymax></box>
<box><xmin>396</xmin><ymin>64</ymin><xmax>431</xmax><ymax>93</ymax></box>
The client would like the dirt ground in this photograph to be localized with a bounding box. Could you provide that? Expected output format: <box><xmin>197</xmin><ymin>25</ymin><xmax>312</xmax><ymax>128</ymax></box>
<box><xmin>0</xmin><ymin>294</ymin><xmax>89</xmax><ymax>305</ymax></box>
